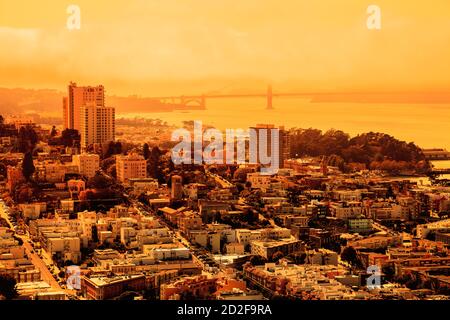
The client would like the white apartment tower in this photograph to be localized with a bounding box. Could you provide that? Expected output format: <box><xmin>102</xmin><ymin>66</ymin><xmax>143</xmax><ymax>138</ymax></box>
<box><xmin>79</xmin><ymin>103</ymin><xmax>115</xmax><ymax>149</ymax></box>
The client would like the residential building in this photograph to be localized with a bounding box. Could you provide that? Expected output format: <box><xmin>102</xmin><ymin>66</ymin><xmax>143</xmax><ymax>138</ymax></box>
<box><xmin>79</xmin><ymin>103</ymin><xmax>115</xmax><ymax>148</ymax></box>
<box><xmin>73</xmin><ymin>153</ymin><xmax>100</xmax><ymax>178</ymax></box>
<box><xmin>160</xmin><ymin>275</ymin><xmax>217</xmax><ymax>300</ymax></box>
<box><xmin>251</xmin><ymin>238</ymin><xmax>304</xmax><ymax>260</ymax></box>
<box><xmin>116</xmin><ymin>153</ymin><xmax>147</xmax><ymax>183</ymax></box>
<box><xmin>81</xmin><ymin>274</ymin><xmax>146</xmax><ymax>300</ymax></box>
<box><xmin>249</xmin><ymin>124</ymin><xmax>290</xmax><ymax>171</ymax></box>
<box><xmin>64</xmin><ymin>82</ymin><xmax>105</xmax><ymax>131</ymax></box>
<box><xmin>171</xmin><ymin>175</ymin><xmax>183</xmax><ymax>200</ymax></box>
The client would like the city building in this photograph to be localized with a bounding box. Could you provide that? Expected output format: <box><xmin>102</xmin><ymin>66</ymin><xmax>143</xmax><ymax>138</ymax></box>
<box><xmin>63</xmin><ymin>82</ymin><xmax>105</xmax><ymax>131</ymax></box>
<box><xmin>19</xmin><ymin>203</ymin><xmax>47</xmax><ymax>221</ymax></box>
<box><xmin>116</xmin><ymin>153</ymin><xmax>147</xmax><ymax>183</ymax></box>
<box><xmin>81</xmin><ymin>274</ymin><xmax>147</xmax><ymax>300</ymax></box>
<box><xmin>416</xmin><ymin>219</ymin><xmax>450</xmax><ymax>239</ymax></box>
<box><xmin>171</xmin><ymin>175</ymin><xmax>183</xmax><ymax>200</ymax></box>
<box><xmin>249</xmin><ymin>124</ymin><xmax>290</xmax><ymax>170</ymax></box>
<box><xmin>348</xmin><ymin>218</ymin><xmax>373</xmax><ymax>233</ymax></box>
<box><xmin>73</xmin><ymin>153</ymin><xmax>100</xmax><ymax>178</ymax></box>
<box><xmin>160</xmin><ymin>275</ymin><xmax>217</xmax><ymax>300</ymax></box>
<box><xmin>242</xmin><ymin>262</ymin><xmax>354</xmax><ymax>300</ymax></box>
<box><xmin>6</xmin><ymin>165</ymin><xmax>24</xmax><ymax>192</ymax></box>
<box><xmin>15</xmin><ymin>281</ymin><xmax>66</xmax><ymax>300</ymax></box>
<box><xmin>79</xmin><ymin>103</ymin><xmax>115</xmax><ymax>149</ymax></box>
<box><xmin>251</xmin><ymin>238</ymin><xmax>305</xmax><ymax>260</ymax></box>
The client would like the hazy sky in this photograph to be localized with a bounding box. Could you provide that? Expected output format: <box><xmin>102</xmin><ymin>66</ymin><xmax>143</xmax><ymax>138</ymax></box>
<box><xmin>1</xmin><ymin>0</ymin><xmax>450</xmax><ymax>95</ymax></box>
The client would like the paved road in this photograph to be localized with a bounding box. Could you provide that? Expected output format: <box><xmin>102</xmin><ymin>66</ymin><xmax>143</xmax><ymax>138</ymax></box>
<box><xmin>21</xmin><ymin>239</ymin><xmax>62</xmax><ymax>290</ymax></box>
<box><xmin>1</xmin><ymin>199</ymin><xmax>67</xmax><ymax>293</ymax></box>
<box><xmin>372</xmin><ymin>220</ymin><xmax>400</xmax><ymax>236</ymax></box>
<box><xmin>205</xmin><ymin>170</ymin><xmax>234</xmax><ymax>189</ymax></box>
<box><xmin>20</xmin><ymin>234</ymin><xmax>79</xmax><ymax>297</ymax></box>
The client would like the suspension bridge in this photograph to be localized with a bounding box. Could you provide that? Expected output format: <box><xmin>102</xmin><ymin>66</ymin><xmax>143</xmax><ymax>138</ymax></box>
<box><xmin>148</xmin><ymin>85</ymin><xmax>325</xmax><ymax>110</ymax></box>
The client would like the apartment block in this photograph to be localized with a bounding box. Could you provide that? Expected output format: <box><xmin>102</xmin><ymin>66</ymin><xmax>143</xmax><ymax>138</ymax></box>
<box><xmin>80</xmin><ymin>103</ymin><xmax>115</xmax><ymax>149</ymax></box>
<box><xmin>116</xmin><ymin>153</ymin><xmax>147</xmax><ymax>183</ymax></box>
<box><xmin>73</xmin><ymin>153</ymin><xmax>100</xmax><ymax>178</ymax></box>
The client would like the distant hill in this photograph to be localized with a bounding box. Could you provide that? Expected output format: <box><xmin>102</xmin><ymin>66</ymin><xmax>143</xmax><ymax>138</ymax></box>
<box><xmin>0</xmin><ymin>87</ymin><xmax>62</xmax><ymax>115</ymax></box>
<box><xmin>0</xmin><ymin>87</ymin><xmax>195</xmax><ymax>116</ymax></box>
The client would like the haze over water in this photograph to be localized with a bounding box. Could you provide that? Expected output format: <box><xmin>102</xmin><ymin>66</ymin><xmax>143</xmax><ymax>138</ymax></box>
<box><xmin>119</xmin><ymin>98</ymin><xmax>450</xmax><ymax>151</ymax></box>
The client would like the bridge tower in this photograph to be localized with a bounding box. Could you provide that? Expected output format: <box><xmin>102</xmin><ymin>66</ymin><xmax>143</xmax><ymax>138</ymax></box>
<box><xmin>200</xmin><ymin>94</ymin><xmax>206</xmax><ymax>108</ymax></box>
<box><xmin>267</xmin><ymin>85</ymin><xmax>273</xmax><ymax>109</ymax></box>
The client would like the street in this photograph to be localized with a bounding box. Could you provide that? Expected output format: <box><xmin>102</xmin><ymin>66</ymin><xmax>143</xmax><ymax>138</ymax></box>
<box><xmin>1</xmin><ymin>199</ymin><xmax>75</xmax><ymax>296</ymax></box>
<box><xmin>21</xmin><ymin>238</ymin><xmax>61</xmax><ymax>290</ymax></box>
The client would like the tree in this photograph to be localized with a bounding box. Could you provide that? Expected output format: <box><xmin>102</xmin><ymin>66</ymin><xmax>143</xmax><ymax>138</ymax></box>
<box><xmin>50</xmin><ymin>125</ymin><xmax>57</xmax><ymax>137</ymax></box>
<box><xmin>143</xmin><ymin>287</ymin><xmax>158</xmax><ymax>300</ymax></box>
<box><xmin>0</xmin><ymin>275</ymin><xmax>18</xmax><ymax>300</ymax></box>
<box><xmin>148</xmin><ymin>146</ymin><xmax>163</xmax><ymax>182</ymax></box>
<box><xmin>143</xmin><ymin>143</ymin><xmax>150</xmax><ymax>160</ymax></box>
<box><xmin>287</xmin><ymin>187</ymin><xmax>301</xmax><ymax>206</ymax></box>
<box><xmin>115</xmin><ymin>291</ymin><xmax>138</xmax><ymax>301</ymax></box>
<box><xmin>91</xmin><ymin>225</ymin><xmax>99</xmax><ymax>242</ymax></box>
<box><xmin>104</xmin><ymin>141</ymin><xmax>122</xmax><ymax>158</ymax></box>
<box><xmin>106</xmin><ymin>164</ymin><xmax>116</xmax><ymax>178</ymax></box>
<box><xmin>405</xmin><ymin>274</ymin><xmax>420</xmax><ymax>290</ymax></box>
<box><xmin>104</xmin><ymin>142</ymin><xmax>115</xmax><ymax>158</ymax></box>
<box><xmin>114</xmin><ymin>142</ymin><xmax>122</xmax><ymax>154</ymax></box>
<box><xmin>249</xmin><ymin>255</ymin><xmax>267</xmax><ymax>266</ymax></box>
<box><xmin>16</xmin><ymin>125</ymin><xmax>38</xmax><ymax>153</ymax></box>
<box><xmin>288</xmin><ymin>252</ymin><xmax>307</xmax><ymax>264</ymax></box>
<box><xmin>14</xmin><ymin>183</ymin><xmax>33</xmax><ymax>203</ymax></box>
<box><xmin>321</xmin><ymin>129</ymin><xmax>350</xmax><ymax>155</ymax></box>
<box><xmin>61</xmin><ymin>129</ymin><xmax>80</xmax><ymax>147</ymax></box>
<box><xmin>271</xmin><ymin>251</ymin><xmax>284</xmax><ymax>262</ymax></box>
<box><xmin>101</xmin><ymin>157</ymin><xmax>116</xmax><ymax>171</ymax></box>
<box><xmin>289</xmin><ymin>128</ymin><xmax>324</xmax><ymax>157</ymax></box>
<box><xmin>288</xmin><ymin>129</ymin><xmax>430</xmax><ymax>174</ymax></box>
<box><xmin>327</xmin><ymin>154</ymin><xmax>346</xmax><ymax>172</ymax></box>
<box><xmin>87</xmin><ymin>172</ymin><xmax>114</xmax><ymax>189</ymax></box>
<box><xmin>64</xmin><ymin>260</ymin><xmax>74</xmax><ymax>266</ymax></box>
<box><xmin>425</xmin><ymin>231</ymin><xmax>436</xmax><ymax>241</ymax></box>
<box><xmin>22</xmin><ymin>152</ymin><xmax>35</xmax><ymax>181</ymax></box>
<box><xmin>382</xmin><ymin>265</ymin><xmax>395</xmax><ymax>280</ymax></box>
<box><xmin>341</xmin><ymin>246</ymin><xmax>358</xmax><ymax>266</ymax></box>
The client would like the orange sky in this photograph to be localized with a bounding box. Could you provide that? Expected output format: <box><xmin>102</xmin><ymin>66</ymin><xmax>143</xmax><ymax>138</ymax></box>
<box><xmin>1</xmin><ymin>0</ymin><xmax>450</xmax><ymax>96</ymax></box>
